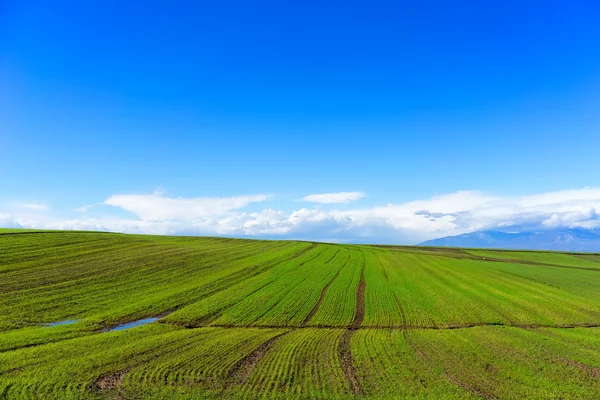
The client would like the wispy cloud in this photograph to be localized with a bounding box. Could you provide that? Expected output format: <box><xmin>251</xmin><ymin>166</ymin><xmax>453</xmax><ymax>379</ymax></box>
<box><xmin>298</xmin><ymin>191</ymin><xmax>366</xmax><ymax>204</ymax></box>
<box><xmin>74</xmin><ymin>203</ymin><xmax>103</xmax><ymax>213</ymax></box>
<box><xmin>104</xmin><ymin>192</ymin><xmax>271</xmax><ymax>221</ymax></box>
<box><xmin>22</xmin><ymin>203</ymin><xmax>48</xmax><ymax>211</ymax></box>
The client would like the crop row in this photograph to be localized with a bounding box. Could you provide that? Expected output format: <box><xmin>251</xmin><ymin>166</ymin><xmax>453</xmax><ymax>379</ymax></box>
<box><xmin>467</xmin><ymin>249</ymin><xmax>600</xmax><ymax>270</ymax></box>
<box><xmin>2</xmin><ymin>324</ymin><xmax>600</xmax><ymax>399</ymax></box>
<box><xmin>4</xmin><ymin>232</ymin><xmax>600</xmax><ymax>333</ymax></box>
<box><xmin>0</xmin><ymin>233</ymin><xmax>310</xmax><ymax>330</ymax></box>
<box><xmin>362</xmin><ymin>250</ymin><xmax>600</xmax><ymax>328</ymax></box>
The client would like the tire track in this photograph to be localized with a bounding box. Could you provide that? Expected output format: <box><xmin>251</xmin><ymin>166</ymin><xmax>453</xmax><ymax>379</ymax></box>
<box><xmin>300</xmin><ymin>255</ymin><xmax>347</xmax><ymax>326</ymax></box>
<box><xmin>353</xmin><ymin>264</ymin><xmax>366</xmax><ymax>330</ymax></box>
<box><xmin>297</xmin><ymin>244</ymin><xmax>326</xmax><ymax>267</ymax></box>
<box><xmin>444</xmin><ymin>373</ymin><xmax>497</xmax><ymax>399</ymax></box>
<box><xmin>140</xmin><ymin>243</ymin><xmax>322</xmax><ymax>328</ymax></box>
<box><xmin>372</xmin><ymin>251</ymin><xmax>389</xmax><ymax>281</ymax></box>
<box><xmin>394</xmin><ymin>287</ymin><xmax>497</xmax><ymax>399</ymax></box>
<box><xmin>164</xmin><ymin>320</ymin><xmax>600</xmax><ymax>330</ymax></box>
<box><xmin>93</xmin><ymin>333</ymin><xmax>202</xmax><ymax>393</ymax></box>
<box><xmin>393</xmin><ymin>293</ymin><xmax>407</xmax><ymax>329</ymax></box>
<box><xmin>338</xmin><ymin>254</ymin><xmax>366</xmax><ymax>396</ymax></box>
<box><xmin>323</xmin><ymin>249</ymin><xmax>341</xmax><ymax>265</ymax></box>
<box><xmin>224</xmin><ymin>331</ymin><xmax>289</xmax><ymax>388</ymax></box>
<box><xmin>401</xmin><ymin>324</ymin><xmax>497</xmax><ymax>399</ymax></box>
<box><xmin>96</xmin><ymin>369</ymin><xmax>130</xmax><ymax>391</ymax></box>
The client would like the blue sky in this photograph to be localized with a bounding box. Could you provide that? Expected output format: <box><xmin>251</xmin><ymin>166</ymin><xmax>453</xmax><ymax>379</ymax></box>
<box><xmin>1</xmin><ymin>1</ymin><xmax>600</xmax><ymax>243</ymax></box>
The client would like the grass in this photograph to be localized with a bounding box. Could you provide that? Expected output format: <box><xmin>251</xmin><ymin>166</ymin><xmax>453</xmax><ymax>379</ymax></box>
<box><xmin>1</xmin><ymin>230</ymin><xmax>600</xmax><ymax>398</ymax></box>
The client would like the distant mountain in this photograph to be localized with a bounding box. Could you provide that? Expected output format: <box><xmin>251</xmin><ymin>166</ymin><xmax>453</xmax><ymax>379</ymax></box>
<box><xmin>418</xmin><ymin>228</ymin><xmax>600</xmax><ymax>252</ymax></box>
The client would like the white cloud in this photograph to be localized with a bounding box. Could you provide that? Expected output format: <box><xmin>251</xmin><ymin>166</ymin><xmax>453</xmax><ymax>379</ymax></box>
<box><xmin>22</xmin><ymin>203</ymin><xmax>48</xmax><ymax>211</ymax></box>
<box><xmin>74</xmin><ymin>203</ymin><xmax>100</xmax><ymax>213</ymax></box>
<box><xmin>299</xmin><ymin>191</ymin><xmax>366</xmax><ymax>204</ymax></box>
<box><xmin>104</xmin><ymin>192</ymin><xmax>271</xmax><ymax>221</ymax></box>
<box><xmin>2</xmin><ymin>188</ymin><xmax>600</xmax><ymax>244</ymax></box>
<box><xmin>0</xmin><ymin>213</ymin><xmax>22</xmax><ymax>228</ymax></box>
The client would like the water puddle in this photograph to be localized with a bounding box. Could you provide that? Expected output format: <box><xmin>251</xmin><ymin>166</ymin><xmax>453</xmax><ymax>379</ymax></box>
<box><xmin>109</xmin><ymin>317</ymin><xmax>159</xmax><ymax>332</ymax></box>
<box><xmin>44</xmin><ymin>319</ymin><xmax>79</xmax><ymax>327</ymax></box>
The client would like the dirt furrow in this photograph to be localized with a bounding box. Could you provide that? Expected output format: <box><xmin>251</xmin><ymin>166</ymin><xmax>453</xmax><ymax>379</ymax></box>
<box><xmin>558</xmin><ymin>357</ymin><xmax>600</xmax><ymax>378</ymax></box>
<box><xmin>224</xmin><ymin>331</ymin><xmax>288</xmax><ymax>387</ymax></box>
<box><xmin>323</xmin><ymin>249</ymin><xmax>341</xmax><ymax>265</ymax></box>
<box><xmin>298</xmin><ymin>244</ymin><xmax>326</xmax><ymax>267</ymax></box>
<box><xmin>402</xmin><ymin>326</ymin><xmax>497</xmax><ymax>399</ymax></box>
<box><xmin>96</xmin><ymin>369</ymin><xmax>130</xmax><ymax>390</ymax></box>
<box><xmin>445</xmin><ymin>372</ymin><xmax>497</xmax><ymax>399</ymax></box>
<box><xmin>338</xmin><ymin>257</ymin><xmax>366</xmax><ymax>396</ymax></box>
<box><xmin>300</xmin><ymin>257</ymin><xmax>347</xmax><ymax>326</ymax></box>
<box><xmin>164</xmin><ymin>320</ymin><xmax>600</xmax><ymax>331</ymax></box>
<box><xmin>353</xmin><ymin>266</ymin><xmax>366</xmax><ymax>329</ymax></box>
<box><xmin>393</xmin><ymin>293</ymin><xmax>407</xmax><ymax>329</ymax></box>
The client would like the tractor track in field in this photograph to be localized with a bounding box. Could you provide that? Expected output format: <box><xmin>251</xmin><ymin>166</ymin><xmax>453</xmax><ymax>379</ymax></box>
<box><xmin>323</xmin><ymin>249</ymin><xmax>341</xmax><ymax>265</ymax></box>
<box><xmin>558</xmin><ymin>357</ymin><xmax>600</xmax><ymax>378</ymax></box>
<box><xmin>162</xmin><ymin>316</ymin><xmax>600</xmax><ymax>331</ymax></box>
<box><xmin>297</xmin><ymin>244</ymin><xmax>326</xmax><ymax>267</ymax></box>
<box><xmin>399</xmin><ymin>316</ymin><xmax>498</xmax><ymax>399</ymax></box>
<box><xmin>93</xmin><ymin>333</ymin><xmax>201</xmax><ymax>395</ymax></box>
<box><xmin>353</xmin><ymin>260</ymin><xmax>367</xmax><ymax>330</ymax></box>
<box><xmin>300</xmin><ymin>255</ymin><xmax>347</xmax><ymax>327</ymax></box>
<box><xmin>219</xmin><ymin>246</ymin><xmax>338</xmax><ymax>328</ymax></box>
<box><xmin>220</xmin><ymin>254</ymin><xmax>362</xmax><ymax>395</ymax></box>
<box><xmin>301</xmin><ymin>269</ymin><xmax>342</xmax><ymax>326</ymax></box>
<box><xmin>164</xmin><ymin>321</ymin><xmax>600</xmax><ymax>331</ymax></box>
<box><xmin>96</xmin><ymin>368</ymin><xmax>130</xmax><ymax>391</ymax></box>
<box><xmin>111</xmin><ymin>243</ymin><xmax>322</xmax><ymax>331</ymax></box>
<box><xmin>239</xmin><ymin>249</ymin><xmax>334</xmax><ymax>326</ymax></box>
<box><xmin>338</xmin><ymin>256</ymin><xmax>366</xmax><ymax>396</ymax></box>
<box><xmin>0</xmin><ymin>383</ymin><xmax>13</xmax><ymax>398</ymax></box>
<box><xmin>380</xmin><ymin>262</ymin><xmax>389</xmax><ymax>281</ymax></box>
<box><xmin>370</xmin><ymin>250</ymin><xmax>389</xmax><ymax>281</ymax></box>
<box><xmin>393</xmin><ymin>293</ymin><xmax>407</xmax><ymax>329</ymax></box>
<box><xmin>210</xmin><ymin>242</ymin><xmax>320</xmax><ymax>290</ymax></box>
<box><xmin>485</xmin><ymin>304</ymin><xmax>517</xmax><ymax>325</ymax></box>
<box><xmin>165</xmin><ymin>280</ymin><xmax>278</xmax><ymax>328</ymax></box>
<box><xmin>445</xmin><ymin>372</ymin><xmax>497</xmax><ymax>399</ymax></box>
<box><xmin>223</xmin><ymin>331</ymin><xmax>289</xmax><ymax>389</ymax></box>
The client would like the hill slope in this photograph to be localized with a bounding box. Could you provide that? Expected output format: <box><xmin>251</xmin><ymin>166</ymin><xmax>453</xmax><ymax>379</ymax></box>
<box><xmin>1</xmin><ymin>230</ymin><xmax>600</xmax><ymax>399</ymax></box>
<box><xmin>419</xmin><ymin>228</ymin><xmax>600</xmax><ymax>252</ymax></box>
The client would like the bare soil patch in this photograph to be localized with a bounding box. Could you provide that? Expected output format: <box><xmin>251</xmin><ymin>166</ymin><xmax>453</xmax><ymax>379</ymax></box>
<box><xmin>338</xmin><ymin>262</ymin><xmax>366</xmax><ymax>395</ymax></box>
<box><xmin>225</xmin><ymin>332</ymin><xmax>288</xmax><ymax>387</ymax></box>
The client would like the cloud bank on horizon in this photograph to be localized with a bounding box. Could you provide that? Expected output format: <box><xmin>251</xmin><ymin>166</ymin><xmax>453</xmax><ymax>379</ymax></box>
<box><xmin>2</xmin><ymin>188</ymin><xmax>600</xmax><ymax>244</ymax></box>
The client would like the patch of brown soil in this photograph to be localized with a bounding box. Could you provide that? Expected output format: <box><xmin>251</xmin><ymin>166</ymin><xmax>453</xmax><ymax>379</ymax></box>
<box><xmin>338</xmin><ymin>260</ymin><xmax>366</xmax><ymax>396</ymax></box>
<box><xmin>338</xmin><ymin>329</ymin><xmax>362</xmax><ymax>396</ymax></box>
<box><xmin>225</xmin><ymin>332</ymin><xmax>287</xmax><ymax>386</ymax></box>
<box><xmin>445</xmin><ymin>372</ymin><xmax>497</xmax><ymax>399</ymax></box>
<box><xmin>559</xmin><ymin>357</ymin><xmax>600</xmax><ymax>378</ymax></box>
<box><xmin>353</xmin><ymin>267</ymin><xmax>366</xmax><ymax>330</ymax></box>
<box><xmin>96</xmin><ymin>369</ymin><xmax>129</xmax><ymax>390</ymax></box>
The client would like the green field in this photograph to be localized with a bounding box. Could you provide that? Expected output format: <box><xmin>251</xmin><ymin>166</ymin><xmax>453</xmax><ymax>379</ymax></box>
<box><xmin>1</xmin><ymin>230</ymin><xmax>600</xmax><ymax>399</ymax></box>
